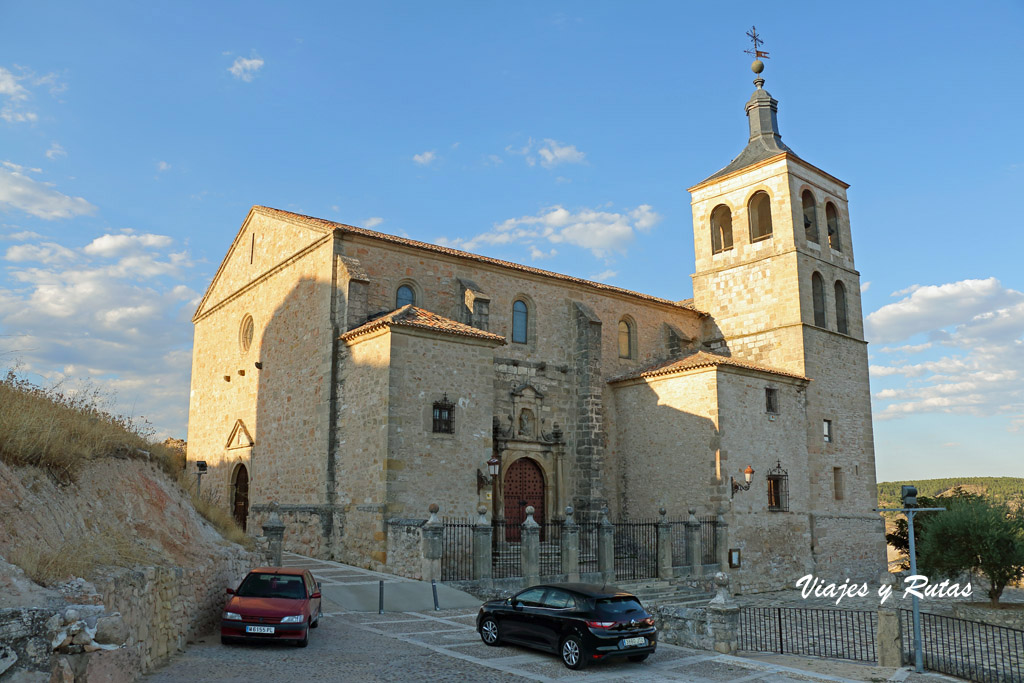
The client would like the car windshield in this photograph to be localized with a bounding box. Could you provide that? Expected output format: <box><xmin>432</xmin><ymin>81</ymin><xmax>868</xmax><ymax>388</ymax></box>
<box><xmin>236</xmin><ymin>573</ymin><xmax>307</xmax><ymax>599</ymax></box>
<box><xmin>594</xmin><ymin>596</ymin><xmax>645</xmax><ymax>617</ymax></box>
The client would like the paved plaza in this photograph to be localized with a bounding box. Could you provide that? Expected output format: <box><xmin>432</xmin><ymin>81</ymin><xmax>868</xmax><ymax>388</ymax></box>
<box><xmin>145</xmin><ymin>554</ymin><xmax>963</xmax><ymax>683</ymax></box>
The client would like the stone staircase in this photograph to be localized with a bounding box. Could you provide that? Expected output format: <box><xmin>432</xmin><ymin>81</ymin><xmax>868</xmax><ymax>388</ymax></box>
<box><xmin>613</xmin><ymin>578</ymin><xmax>714</xmax><ymax>609</ymax></box>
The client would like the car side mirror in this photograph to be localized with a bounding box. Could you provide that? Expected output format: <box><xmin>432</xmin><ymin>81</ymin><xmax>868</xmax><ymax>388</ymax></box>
<box><xmin>311</xmin><ymin>591</ymin><xmax>321</xmax><ymax>599</ymax></box>
<box><xmin>512</xmin><ymin>600</ymin><xmax>523</xmax><ymax>611</ymax></box>
<box><xmin>226</xmin><ymin>588</ymin><xmax>235</xmax><ymax>595</ymax></box>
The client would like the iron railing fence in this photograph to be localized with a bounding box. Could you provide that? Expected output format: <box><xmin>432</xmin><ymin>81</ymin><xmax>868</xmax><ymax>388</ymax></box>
<box><xmin>490</xmin><ymin>521</ymin><xmax>522</xmax><ymax>579</ymax></box>
<box><xmin>700</xmin><ymin>515</ymin><xmax>718</xmax><ymax>565</ymax></box>
<box><xmin>538</xmin><ymin>521</ymin><xmax>563</xmax><ymax>576</ymax></box>
<box><xmin>577</xmin><ymin>521</ymin><xmax>600</xmax><ymax>574</ymax></box>
<box><xmin>900</xmin><ymin>609</ymin><xmax>1024</xmax><ymax>683</ymax></box>
<box><xmin>739</xmin><ymin>607</ymin><xmax>878</xmax><ymax>663</ymax></box>
<box><xmin>440</xmin><ymin>516</ymin><xmax>474</xmax><ymax>581</ymax></box>
<box><xmin>611</xmin><ymin>519</ymin><xmax>659</xmax><ymax>580</ymax></box>
<box><xmin>668</xmin><ymin>519</ymin><xmax>688</xmax><ymax>566</ymax></box>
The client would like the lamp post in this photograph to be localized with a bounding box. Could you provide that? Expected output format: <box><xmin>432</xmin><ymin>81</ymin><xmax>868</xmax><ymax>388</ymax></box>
<box><xmin>195</xmin><ymin>460</ymin><xmax>208</xmax><ymax>498</ymax></box>
<box><xmin>875</xmin><ymin>484</ymin><xmax>945</xmax><ymax>674</ymax></box>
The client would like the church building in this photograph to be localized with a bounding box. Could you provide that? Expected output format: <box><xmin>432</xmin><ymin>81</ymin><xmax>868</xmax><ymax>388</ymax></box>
<box><xmin>187</xmin><ymin>63</ymin><xmax>886</xmax><ymax>590</ymax></box>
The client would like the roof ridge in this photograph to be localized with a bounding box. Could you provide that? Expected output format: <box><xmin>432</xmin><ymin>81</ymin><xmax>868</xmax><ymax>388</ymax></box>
<box><xmin>609</xmin><ymin>350</ymin><xmax>808</xmax><ymax>383</ymax></box>
<box><xmin>253</xmin><ymin>205</ymin><xmax>706</xmax><ymax>315</ymax></box>
<box><xmin>340</xmin><ymin>305</ymin><xmax>507</xmax><ymax>345</ymax></box>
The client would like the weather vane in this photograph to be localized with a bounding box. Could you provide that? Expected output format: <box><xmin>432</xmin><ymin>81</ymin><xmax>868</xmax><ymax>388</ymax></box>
<box><xmin>744</xmin><ymin>26</ymin><xmax>770</xmax><ymax>61</ymax></box>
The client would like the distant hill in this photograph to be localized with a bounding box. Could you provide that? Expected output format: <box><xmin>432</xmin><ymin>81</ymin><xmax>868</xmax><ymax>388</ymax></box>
<box><xmin>878</xmin><ymin>477</ymin><xmax>1024</xmax><ymax>508</ymax></box>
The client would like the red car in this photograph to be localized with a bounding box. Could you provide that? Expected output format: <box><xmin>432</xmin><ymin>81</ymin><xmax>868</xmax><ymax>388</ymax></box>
<box><xmin>221</xmin><ymin>567</ymin><xmax>323</xmax><ymax>647</ymax></box>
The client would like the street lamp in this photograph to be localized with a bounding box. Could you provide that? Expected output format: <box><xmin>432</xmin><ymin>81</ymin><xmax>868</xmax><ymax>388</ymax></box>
<box><xmin>195</xmin><ymin>460</ymin><xmax>208</xmax><ymax>498</ymax></box>
<box><xmin>731</xmin><ymin>465</ymin><xmax>755</xmax><ymax>498</ymax></box>
<box><xmin>487</xmin><ymin>456</ymin><xmax>500</xmax><ymax>511</ymax></box>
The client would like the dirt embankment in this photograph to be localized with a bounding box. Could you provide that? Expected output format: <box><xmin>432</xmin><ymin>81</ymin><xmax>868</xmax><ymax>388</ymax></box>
<box><xmin>0</xmin><ymin>457</ymin><xmax>258</xmax><ymax>680</ymax></box>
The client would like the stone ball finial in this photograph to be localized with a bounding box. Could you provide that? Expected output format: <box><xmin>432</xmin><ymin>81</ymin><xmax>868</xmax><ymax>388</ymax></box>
<box><xmin>268</xmin><ymin>501</ymin><xmax>279</xmax><ymax>513</ymax></box>
<box><xmin>478</xmin><ymin>505</ymin><xmax>488</xmax><ymax>516</ymax></box>
<box><xmin>565</xmin><ymin>505</ymin><xmax>574</xmax><ymax>516</ymax></box>
<box><xmin>428</xmin><ymin>503</ymin><xmax>439</xmax><ymax>514</ymax></box>
<box><xmin>659</xmin><ymin>506</ymin><xmax>667</xmax><ymax>517</ymax></box>
<box><xmin>525</xmin><ymin>505</ymin><xmax>535</xmax><ymax>516</ymax></box>
<box><xmin>714</xmin><ymin>571</ymin><xmax>730</xmax><ymax>589</ymax></box>
<box><xmin>751</xmin><ymin>59</ymin><xmax>764</xmax><ymax>74</ymax></box>
<box><xmin>688</xmin><ymin>507</ymin><xmax>697</xmax><ymax>515</ymax></box>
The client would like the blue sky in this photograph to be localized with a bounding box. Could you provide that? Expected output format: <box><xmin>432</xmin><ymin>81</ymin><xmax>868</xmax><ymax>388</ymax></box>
<box><xmin>1</xmin><ymin>1</ymin><xmax>1021</xmax><ymax>482</ymax></box>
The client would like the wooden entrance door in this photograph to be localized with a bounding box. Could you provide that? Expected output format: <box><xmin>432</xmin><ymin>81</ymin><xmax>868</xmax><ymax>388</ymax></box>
<box><xmin>503</xmin><ymin>458</ymin><xmax>545</xmax><ymax>542</ymax></box>
<box><xmin>233</xmin><ymin>465</ymin><xmax>249</xmax><ymax>531</ymax></box>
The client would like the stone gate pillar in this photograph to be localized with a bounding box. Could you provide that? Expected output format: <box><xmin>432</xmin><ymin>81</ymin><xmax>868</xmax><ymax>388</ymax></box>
<box><xmin>657</xmin><ymin>507</ymin><xmax>673</xmax><ymax>580</ymax></box>
<box><xmin>561</xmin><ymin>506</ymin><xmax>580</xmax><ymax>582</ymax></box>
<box><xmin>685</xmin><ymin>507</ymin><xmax>703</xmax><ymax>576</ymax></box>
<box><xmin>597</xmin><ymin>507</ymin><xmax>615</xmax><ymax>583</ymax></box>
<box><xmin>262</xmin><ymin>501</ymin><xmax>285</xmax><ymax>567</ymax></box>
<box><xmin>521</xmin><ymin>506</ymin><xmax>540</xmax><ymax>586</ymax></box>
<box><xmin>707</xmin><ymin>571</ymin><xmax>740</xmax><ymax>655</ymax></box>
<box><xmin>715</xmin><ymin>506</ymin><xmax>729</xmax><ymax>570</ymax></box>
<box><xmin>421</xmin><ymin>504</ymin><xmax>443</xmax><ymax>582</ymax></box>
<box><xmin>472</xmin><ymin>506</ymin><xmax>493</xmax><ymax>582</ymax></box>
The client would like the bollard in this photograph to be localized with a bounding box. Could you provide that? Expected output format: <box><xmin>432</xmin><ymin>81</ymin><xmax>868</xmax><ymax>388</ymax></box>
<box><xmin>432</xmin><ymin>579</ymin><xmax>439</xmax><ymax>611</ymax></box>
<box><xmin>379</xmin><ymin>580</ymin><xmax>384</xmax><ymax>614</ymax></box>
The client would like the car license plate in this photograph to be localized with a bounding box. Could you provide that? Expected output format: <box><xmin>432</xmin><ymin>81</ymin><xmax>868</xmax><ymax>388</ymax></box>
<box><xmin>245</xmin><ymin>625</ymin><xmax>275</xmax><ymax>634</ymax></box>
<box><xmin>621</xmin><ymin>636</ymin><xmax>646</xmax><ymax>648</ymax></box>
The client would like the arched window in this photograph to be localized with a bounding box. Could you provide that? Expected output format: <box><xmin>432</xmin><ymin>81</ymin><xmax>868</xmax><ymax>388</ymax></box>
<box><xmin>802</xmin><ymin>191</ymin><xmax>819</xmax><ymax>244</ymax></box>
<box><xmin>826</xmin><ymin>203</ymin><xmax>841</xmax><ymax>252</ymax></box>
<box><xmin>812</xmin><ymin>273</ymin><xmax>826</xmax><ymax>328</ymax></box>
<box><xmin>710</xmin><ymin>204</ymin><xmax>733</xmax><ymax>254</ymax></box>
<box><xmin>834</xmin><ymin>281</ymin><xmax>849</xmax><ymax>334</ymax></box>
<box><xmin>512</xmin><ymin>300</ymin><xmax>528</xmax><ymax>344</ymax></box>
<box><xmin>618</xmin><ymin>318</ymin><xmax>635</xmax><ymax>359</ymax></box>
<box><xmin>239</xmin><ymin>314</ymin><xmax>254</xmax><ymax>353</ymax></box>
<box><xmin>748</xmin><ymin>191</ymin><xmax>773</xmax><ymax>242</ymax></box>
<box><xmin>396</xmin><ymin>284</ymin><xmax>415</xmax><ymax>308</ymax></box>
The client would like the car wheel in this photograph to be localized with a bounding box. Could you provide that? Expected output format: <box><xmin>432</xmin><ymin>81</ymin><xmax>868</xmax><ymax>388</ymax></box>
<box><xmin>628</xmin><ymin>653</ymin><xmax>649</xmax><ymax>663</ymax></box>
<box><xmin>296</xmin><ymin>630</ymin><xmax>309</xmax><ymax>648</ymax></box>
<box><xmin>479</xmin><ymin>617</ymin><xmax>501</xmax><ymax>646</ymax></box>
<box><xmin>220</xmin><ymin>635</ymin><xmax>234</xmax><ymax>646</ymax></box>
<box><xmin>560</xmin><ymin>635</ymin><xmax>588</xmax><ymax>670</ymax></box>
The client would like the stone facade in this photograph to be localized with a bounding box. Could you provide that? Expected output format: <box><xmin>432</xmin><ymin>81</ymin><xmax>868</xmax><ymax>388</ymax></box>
<box><xmin>187</xmin><ymin>72</ymin><xmax>887</xmax><ymax>590</ymax></box>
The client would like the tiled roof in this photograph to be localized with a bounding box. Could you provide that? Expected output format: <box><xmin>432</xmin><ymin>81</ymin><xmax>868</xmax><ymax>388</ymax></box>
<box><xmin>253</xmin><ymin>206</ymin><xmax>705</xmax><ymax>315</ymax></box>
<box><xmin>340</xmin><ymin>305</ymin><xmax>507</xmax><ymax>344</ymax></box>
<box><xmin>608</xmin><ymin>350</ymin><xmax>809</xmax><ymax>383</ymax></box>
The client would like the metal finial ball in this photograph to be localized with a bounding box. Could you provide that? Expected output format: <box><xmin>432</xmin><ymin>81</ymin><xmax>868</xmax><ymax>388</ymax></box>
<box><xmin>751</xmin><ymin>59</ymin><xmax>764</xmax><ymax>74</ymax></box>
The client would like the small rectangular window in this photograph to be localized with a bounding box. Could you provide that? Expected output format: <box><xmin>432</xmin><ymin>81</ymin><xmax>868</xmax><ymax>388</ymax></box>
<box><xmin>765</xmin><ymin>387</ymin><xmax>778</xmax><ymax>414</ymax></box>
<box><xmin>823</xmin><ymin>419</ymin><xmax>833</xmax><ymax>443</ymax></box>
<box><xmin>833</xmin><ymin>467</ymin><xmax>844</xmax><ymax>501</ymax></box>
<box><xmin>432</xmin><ymin>394</ymin><xmax>454</xmax><ymax>434</ymax></box>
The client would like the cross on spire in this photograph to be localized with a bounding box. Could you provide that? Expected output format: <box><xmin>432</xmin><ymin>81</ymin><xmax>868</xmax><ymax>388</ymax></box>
<box><xmin>744</xmin><ymin>25</ymin><xmax>770</xmax><ymax>60</ymax></box>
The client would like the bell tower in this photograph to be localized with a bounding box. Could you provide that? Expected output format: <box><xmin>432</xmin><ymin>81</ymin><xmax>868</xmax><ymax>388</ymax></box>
<box><xmin>688</xmin><ymin>43</ymin><xmax>883</xmax><ymax>576</ymax></box>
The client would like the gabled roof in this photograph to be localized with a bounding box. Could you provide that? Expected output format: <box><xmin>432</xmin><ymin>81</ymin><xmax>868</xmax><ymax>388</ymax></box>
<box><xmin>339</xmin><ymin>305</ymin><xmax>507</xmax><ymax>345</ymax></box>
<box><xmin>253</xmin><ymin>206</ymin><xmax>704</xmax><ymax>315</ymax></box>
<box><xmin>608</xmin><ymin>350</ymin><xmax>808</xmax><ymax>384</ymax></box>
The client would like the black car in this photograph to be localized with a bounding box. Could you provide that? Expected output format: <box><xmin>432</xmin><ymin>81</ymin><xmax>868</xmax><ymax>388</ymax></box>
<box><xmin>476</xmin><ymin>583</ymin><xmax>657</xmax><ymax>669</ymax></box>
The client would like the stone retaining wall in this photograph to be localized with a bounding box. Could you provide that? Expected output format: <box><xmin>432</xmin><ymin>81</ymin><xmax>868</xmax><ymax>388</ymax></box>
<box><xmin>651</xmin><ymin>605</ymin><xmax>713</xmax><ymax>650</ymax></box>
<box><xmin>0</xmin><ymin>549</ymin><xmax>255</xmax><ymax>681</ymax></box>
<box><xmin>952</xmin><ymin>603</ymin><xmax>1024</xmax><ymax>631</ymax></box>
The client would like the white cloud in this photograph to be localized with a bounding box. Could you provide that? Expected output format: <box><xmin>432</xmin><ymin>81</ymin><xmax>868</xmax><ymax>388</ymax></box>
<box><xmin>590</xmin><ymin>269</ymin><xmax>618</xmax><ymax>282</ymax></box>
<box><xmin>4</xmin><ymin>242</ymin><xmax>75</xmax><ymax>264</ymax></box>
<box><xmin>529</xmin><ymin>246</ymin><xmax>557</xmax><ymax>260</ymax></box>
<box><xmin>45</xmin><ymin>142</ymin><xmax>66</xmax><ymax>160</ymax></box>
<box><xmin>413</xmin><ymin>150</ymin><xmax>436</xmax><ymax>166</ymax></box>
<box><xmin>537</xmin><ymin>139</ymin><xmax>585</xmax><ymax>168</ymax></box>
<box><xmin>2</xmin><ymin>230</ymin><xmax>42</xmax><ymax>241</ymax></box>
<box><xmin>0</xmin><ymin>66</ymin><xmax>35</xmax><ymax>123</ymax></box>
<box><xmin>865</xmin><ymin>278</ymin><xmax>1022</xmax><ymax>344</ymax></box>
<box><xmin>0</xmin><ymin>232</ymin><xmax>197</xmax><ymax>438</ymax></box>
<box><xmin>437</xmin><ymin>203</ymin><xmax>660</xmax><ymax>259</ymax></box>
<box><xmin>83</xmin><ymin>233</ymin><xmax>173</xmax><ymax>257</ymax></box>
<box><xmin>867</xmin><ymin>278</ymin><xmax>1024</xmax><ymax>427</ymax></box>
<box><xmin>228</xmin><ymin>56</ymin><xmax>264</xmax><ymax>82</ymax></box>
<box><xmin>156</xmin><ymin>161</ymin><xmax>170</xmax><ymax>172</ymax></box>
<box><xmin>0</xmin><ymin>162</ymin><xmax>96</xmax><ymax>219</ymax></box>
<box><xmin>860</xmin><ymin>281</ymin><xmax>871</xmax><ymax>293</ymax></box>
<box><xmin>507</xmin><ymin>138</ymin><xmax>587</xmax><ymax>168</ymax></box>
<box><xmin>363</xmin><ymin>217</ymin><xmax>384</xmax><ymax>229</ymax></box>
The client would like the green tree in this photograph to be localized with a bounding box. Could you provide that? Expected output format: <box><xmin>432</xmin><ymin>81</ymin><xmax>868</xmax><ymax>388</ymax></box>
<box><xmin>885</xmin><ymin>488</ymin><xmax>980</xmax><ymax>571</ymax></box>
<box><xmin>918</xmin><ymin>497</ymin><xmax>1024</xmax><ymax>606</ymax></box>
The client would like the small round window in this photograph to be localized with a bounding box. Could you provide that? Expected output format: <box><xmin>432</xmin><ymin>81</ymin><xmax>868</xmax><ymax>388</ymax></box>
<box><xmin>240</xmin><ymin>315</ymin><xmax>254</xmax><ymax>353</ymax></box>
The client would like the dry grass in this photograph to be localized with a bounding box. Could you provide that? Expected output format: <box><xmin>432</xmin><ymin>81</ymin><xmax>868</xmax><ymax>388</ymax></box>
<box><xmin>189</xmin><ymin>487</ymin><xmax>254</xmax><ymax>549</ymax></box>
<box><xmin>0</xmin><ymin>369</ymin><xmax>183</xmax><ymax>482</ymax></box>
<box><xmin>7</xmin><ymin>533</ymin><xmax>162</xmax><ymax>586</ymax></box>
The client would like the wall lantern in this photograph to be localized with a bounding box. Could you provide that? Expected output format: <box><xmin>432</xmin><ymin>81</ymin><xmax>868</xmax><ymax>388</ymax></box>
<box><xmin>195</xmin><ymin>460</ymin><xmax>208</xmax><ymax>498</ymax></box>
<box><xmin>477</xmin><ymin>456</ymin><xmax>501</xmax><ymax>495</ymax></box>
<box><xmin>731</xmin><ymin>465</ymin><xmax>755</xmax><ymax>498</ymax></box>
